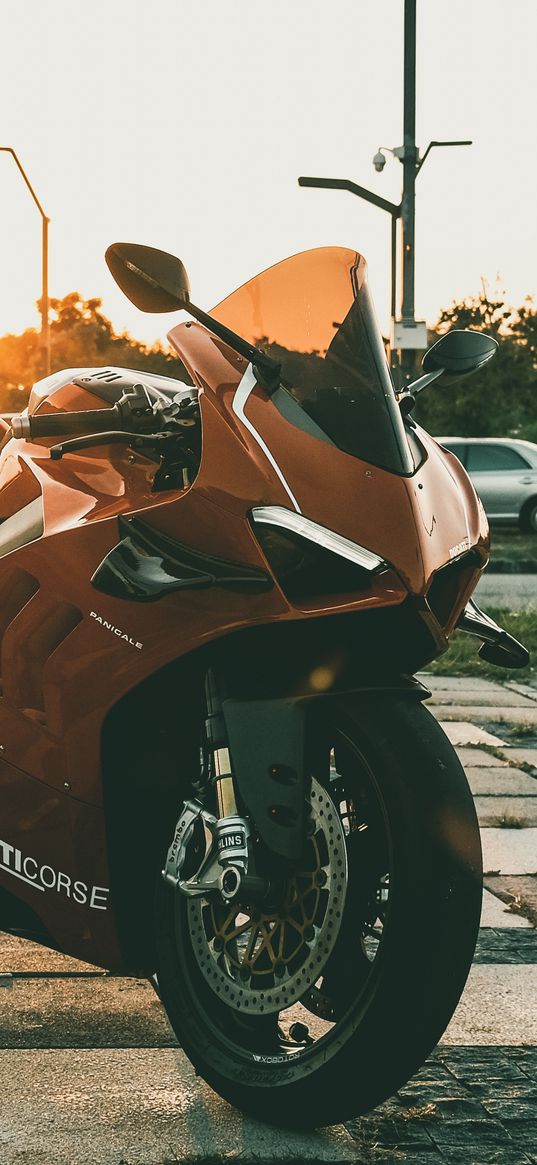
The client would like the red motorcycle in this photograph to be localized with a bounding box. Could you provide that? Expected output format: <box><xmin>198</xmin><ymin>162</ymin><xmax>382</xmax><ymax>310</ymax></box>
<box><xmin>0</xmin><ymin>242</ymin><xmax>527</xmax><ymax>1126</ymax></box>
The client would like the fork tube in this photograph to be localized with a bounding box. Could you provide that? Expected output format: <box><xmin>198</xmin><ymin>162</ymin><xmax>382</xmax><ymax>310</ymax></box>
<box><xmin>205</xmin><ymin>668</ymin><xmax>238</xmax><ymax>818</ymax></box>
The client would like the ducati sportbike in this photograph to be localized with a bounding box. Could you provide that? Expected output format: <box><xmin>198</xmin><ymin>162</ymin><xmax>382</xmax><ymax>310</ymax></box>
<box><xmin>0</xmin><ymin>243</ymin><xmax>528</xmax><ymax>1126</ymax></box>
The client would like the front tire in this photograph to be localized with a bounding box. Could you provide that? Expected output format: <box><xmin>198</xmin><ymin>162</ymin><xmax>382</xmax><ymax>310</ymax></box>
<box><xmin>155</xmin><ymin>694</ymin><xmax>482</xmax><ymax>1127</ymax></box>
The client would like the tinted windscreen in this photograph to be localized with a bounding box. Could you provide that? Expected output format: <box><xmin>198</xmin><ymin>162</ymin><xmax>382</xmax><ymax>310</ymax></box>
<box><xmin>212</xmin><ymin>247</ymin><xmax>412</xmax><ymax>474</ymax></box>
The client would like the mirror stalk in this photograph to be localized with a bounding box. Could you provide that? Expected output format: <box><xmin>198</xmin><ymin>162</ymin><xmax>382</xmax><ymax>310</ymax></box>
<box><xmin>399</xmin><ymin>368</ymin><xmax>444</xmax><ymax>416</ymax></box>
<box><xmin>185</xmin><ymin>302</ymin><xmax>281</xmax><ymax>393</ymax></box>
<box><xmin>401</xmin><ymin>368</ymin><xmax>444</xmax><ymax>398</ymax></box>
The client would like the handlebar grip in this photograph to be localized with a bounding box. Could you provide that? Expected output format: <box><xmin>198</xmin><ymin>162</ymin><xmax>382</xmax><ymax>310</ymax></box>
<box><xmin>11</xmin><ymin>407</ymin><xmax>121</xmax><ymax>440</ymax></box>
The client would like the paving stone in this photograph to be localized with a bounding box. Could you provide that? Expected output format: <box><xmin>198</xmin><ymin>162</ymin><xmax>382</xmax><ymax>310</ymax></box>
<box><xmin>502</xmin><ymin>749</ymin><xmax>537</xmax><ymax>769</ymax></box>
<box><xmin>468</xmin><ymin>769</ymin><xmax>537</xmax><ymax>796</ymax></box>
<box><xmin>506</xmin><ymin>682</ymin><xmax>537</xmax><ymax>703</ymax></box>
<box><xmin>427</xmin><ymin>692</ymin><xmax>537</xmax><ymax>708</ymax></box>
<box><xmin>0</xmin><ymin>930</ymin><xmax>101</xmax><ymax>974</ymax></box>
<box><xmin>435</xmin><ymin>706</ymin><xmax>537</xmax><ymax>725</ymax></box>
<box><xmin>0</xmin><ymin>1048</ymin><xmax>358</xmax><ymax>1164</ymax></box>
<box><xmin>441</xmin><ymin>965</ymin><xmax>537</xmax><ymax>1045</ymax></box>
<box><xmin>438</xmin><ymin>1149</ymin><xmax>532</xmax><ymax>1164</ymax></box>
<box><xmin>351</xmin><ymin>1112</ymin><xmax>436</xmax><ymax>1147</ymax></box>
<box><xmin>484</xmin><ymin>875</ymin><xmax>537</xmax><ymax>925</ymax></box>
<box><xmin>481</xmin><ymin>828</ymin><xmax>537</xmax><ymax>875</ymax></box>
<box><xmin>422</xmin><ymin>1116</ymin><xmax>512</xmax><ymax>1146</ymax></box>
<box><xmin>475</xmin><ymin>929</ymin><xmax>537</xmax><ymax>963</ymax></box>
<box><xmin>442</xmin><ymin>722</ymin><xmax>507</xmax><ymax>747</ymax></box>
<box><xmin>482</xmin><ymin>1098</ymin><xmax>537</xmax><ymax>1121</ymax></box>
<box><xmin>456</xmin><ymin>748</ymin><xmax>510</xmax><ymax>768</ymax></box>
<box><xmin>475</xmin><ymin>797</ymin><xmax>537</xmax><ymax>827</ymax></box>
<box><xmin>481</xmin><ymin>889</ymin><xmax>532</xmax><ymax>928</ymax></box>
<box><xmin>0</xmin><ymin>976</ymin><xmax>177</xmax><ymax>1048</ymax></box>
<box><xmin>419</xmin><ymin>676</ymin><xmax>506</xmax><ymax>692</ymax></box>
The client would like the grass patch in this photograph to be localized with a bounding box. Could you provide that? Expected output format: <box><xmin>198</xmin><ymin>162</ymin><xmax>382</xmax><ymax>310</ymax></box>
<box><xmin>427</xmin><ymin>607</ymin><xmax>537</xmax><ymax>682</ymax></box>
<box><xmin>511</xmin><ymin>721</ymin><xmax>537</xmax><ymax>737</ymax></box>
<box><xmin>495</xmin><ymin>815</ymin><xmax>531</xmax><ymax>829</ymax></box>
<box><xmin>489</xmin><ymin>528</ymin><xmax>537</xmax><ymax>565</ymax></box>
<box><xmin>400</xmin><ymin>1104</ymin><xmax>438</xmax><ymax>1121</ymax></box>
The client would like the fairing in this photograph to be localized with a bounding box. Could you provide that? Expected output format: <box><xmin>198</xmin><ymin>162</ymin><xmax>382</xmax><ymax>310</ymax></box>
<box><xmin>0</xmin><ymin>247</ymin><xmax>489</xmax><ymax>971</ymax></box>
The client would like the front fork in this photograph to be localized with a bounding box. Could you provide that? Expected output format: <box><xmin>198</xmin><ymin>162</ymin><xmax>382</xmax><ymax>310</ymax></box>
<box><xmin>162</xmin><ymin>669</ymin><xmax>268</xmax><ymax>904</ymax></box>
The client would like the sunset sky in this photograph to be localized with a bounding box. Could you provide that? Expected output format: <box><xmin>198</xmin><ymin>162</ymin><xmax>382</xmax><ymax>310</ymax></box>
<box><xmin>1</xmin><ymin>0</ymin><xmax>535</xmax><ymax>349</ymax></box>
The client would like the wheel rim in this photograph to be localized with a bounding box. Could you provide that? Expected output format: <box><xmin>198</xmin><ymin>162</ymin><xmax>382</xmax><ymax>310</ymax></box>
<box><xmin>187</xmin><ymin>777</ymin><xmax>348</xmax><ymax>1013</ymax></box>
<box><xmin>177</xmin><ymin>727</ymin><xmax>392</xmax><ymax>1058</ymax></box>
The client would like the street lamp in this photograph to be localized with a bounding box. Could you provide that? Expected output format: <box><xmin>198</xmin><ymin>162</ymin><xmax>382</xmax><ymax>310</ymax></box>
<box><xmin>0</xmin><ymin>148</ymin><xmax>50</xmax><ymax>376</ymax></box>
<box><xmin>298</xmin><ymin>0</ymin><xmax>472</xmax><ymax>383</ymax></box>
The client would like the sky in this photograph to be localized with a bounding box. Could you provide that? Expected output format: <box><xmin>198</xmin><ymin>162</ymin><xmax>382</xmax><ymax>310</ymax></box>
<box><xmin>1</xmin><ymin>0</ymin><xmax>536</xmax><ymax>348</ymax></box>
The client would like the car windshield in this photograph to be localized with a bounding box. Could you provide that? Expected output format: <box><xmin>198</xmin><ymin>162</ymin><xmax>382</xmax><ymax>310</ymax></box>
<box><xmin>211</xmin><ymin>247</ymin><xmax>413</xmax><ymax>474</ymax></box>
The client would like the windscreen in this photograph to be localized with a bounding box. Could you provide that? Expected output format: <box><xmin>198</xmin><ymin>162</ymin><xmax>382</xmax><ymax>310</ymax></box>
<box><xmin>212</xmin><ymin>247</ymin><xmax>412</xmax><ymax>475</ymax></box>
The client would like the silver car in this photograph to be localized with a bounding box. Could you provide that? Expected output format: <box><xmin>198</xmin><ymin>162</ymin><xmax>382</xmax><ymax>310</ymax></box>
<box><xmin>438</xmin><ymin>437</ymin><xmax>537</xmax><ymax>533</ymax></box>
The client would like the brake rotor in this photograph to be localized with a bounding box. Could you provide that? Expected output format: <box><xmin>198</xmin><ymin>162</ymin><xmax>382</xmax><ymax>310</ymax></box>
<box><xmin>187</xmin><ymin>777</ymin><xmax>348</xmax><ymax>1015</ymax></box>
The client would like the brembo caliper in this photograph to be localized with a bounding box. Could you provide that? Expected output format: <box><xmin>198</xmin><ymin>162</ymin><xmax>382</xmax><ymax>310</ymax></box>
<box><xmin>162</xmin><ymin>669</ymin><xmax>269</xmax><ymax>904</ymax></box>
<box><xmin>162</xmin><ymin>798</ymin><xmax>252</xmax><ymax>902</ymax></box>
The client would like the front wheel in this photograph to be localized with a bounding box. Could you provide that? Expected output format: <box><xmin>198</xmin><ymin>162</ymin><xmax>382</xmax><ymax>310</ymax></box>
<box><xmin>155</xmin><ymin>694</ymin><xmax>482</xmax><ymax>1128</ymax></box>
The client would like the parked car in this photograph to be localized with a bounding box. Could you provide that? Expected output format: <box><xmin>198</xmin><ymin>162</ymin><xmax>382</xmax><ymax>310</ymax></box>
<box><xmin>438</xmin><ymin>437</ymin><xmax>537</xmax><ymax>532</ymax></box>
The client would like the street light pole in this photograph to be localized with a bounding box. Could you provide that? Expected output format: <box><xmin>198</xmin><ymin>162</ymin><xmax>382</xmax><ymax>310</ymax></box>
<box><xmin>297</xmin><ymin>176</ymin><xmax>400</xmax><ymax>329</ymax></box>
<box><xmin>401</xmin><ymin>0</ymin><xmax>417</xmax><ymax>366</ymax></box>
<box><xmin>298</xmin><ymin>0</ymin><xmax>471</xmax><ymax>384</ymax></box>
<box><xmin>0</xmin><ymin>147</ymin><xmax>50</xmax><ymax>376</ymax></box>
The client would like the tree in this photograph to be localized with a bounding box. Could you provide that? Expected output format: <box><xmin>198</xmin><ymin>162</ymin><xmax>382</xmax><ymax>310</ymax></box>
<box><xmin>413</xmin><ymin>288</ymin><xmax>537</xmax><ymax>438</ymax></box>
<box><xmin>0</xmin><ymin>293</ymin><xmax>191</xmax><ymax>411</ymax></box>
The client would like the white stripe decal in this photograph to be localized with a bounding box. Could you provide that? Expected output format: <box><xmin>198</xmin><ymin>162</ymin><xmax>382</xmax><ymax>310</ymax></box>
<box><xmin>232</xmin><ymin>365</ymin><xmax>301</xmax><ymax>514</ymax></box>
<box><xmin>0</xmin><ymin>864</ymin><xmax>45</xmax><ymax>892</ymax></box>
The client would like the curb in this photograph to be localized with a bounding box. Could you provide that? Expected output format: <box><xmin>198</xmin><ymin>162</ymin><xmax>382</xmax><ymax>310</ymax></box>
<box><xmin>487</xmin><ymin>559</ymin><xmax>537</xmax><ymax>574</ymax></box>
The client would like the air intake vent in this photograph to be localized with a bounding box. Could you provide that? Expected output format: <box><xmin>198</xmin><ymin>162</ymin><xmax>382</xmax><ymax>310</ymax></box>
<box><xmin>0</xmin><ymin>569</ymin><xmax>39</xmax><ymax>646</ymax></box>
<box><xmin>0</xmin><ymin>570</ymin><xmax>81</xmax><ymax>724</ymax></box>
<box><xmin>426</xmin><ymin>553</ymin><xmax>481</xmax><ymax>631</ymax></box>
<box><xmin>2</xmin><ymin>600</ymin><xmax>83</xmax><ymax>717</ymax></box>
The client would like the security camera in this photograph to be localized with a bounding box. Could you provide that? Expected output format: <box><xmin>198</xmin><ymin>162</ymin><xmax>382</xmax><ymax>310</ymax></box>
<box><xmin>373</xmin><ymin>150</ymin><xmax>386</xmax><ymax>173</ymax></box>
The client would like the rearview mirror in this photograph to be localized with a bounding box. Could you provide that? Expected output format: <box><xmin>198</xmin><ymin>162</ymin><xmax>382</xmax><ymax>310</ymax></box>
<box><xmin>422</xmin><ymin>329</ymin><xmax>498</xmax><ymax>383</ymax></box>
<box><xmin>105</xmin><ymin>239</ymin><xmax>283</xmax><ymax>392</ymax></box>
<box><xmin>402</xmin><ymin>328</ymin><xmax>499</xmax><ymax>406</ymax></box>
<box><xmin>105</xmin><ymin>242</ymin><xmax>191</xmax><ymax>313</ymax></box>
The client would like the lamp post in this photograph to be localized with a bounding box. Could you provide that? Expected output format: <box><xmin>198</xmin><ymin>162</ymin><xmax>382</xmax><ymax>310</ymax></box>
<box><xmin>298</xmin><ymin>0</ymin><xmax>471</xmax><ymax>384</ymax></box>
<box><xmin>0</xmin><ymin>148</ymin><xmax>50</xmax><ymax>376</ymax></box>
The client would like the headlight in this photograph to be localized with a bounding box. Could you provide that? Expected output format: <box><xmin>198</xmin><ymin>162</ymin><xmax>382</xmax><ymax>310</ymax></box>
<box><xmin>251</xmin><ymin>506</ymin><xmax>387</xmax><ymax>601</ymax></box>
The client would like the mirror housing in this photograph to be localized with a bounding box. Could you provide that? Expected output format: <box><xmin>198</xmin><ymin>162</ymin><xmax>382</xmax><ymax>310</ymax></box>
<box><xmin>401</xmin><ymin>328</ymin><xmax>498</xmax><ymax>405</ymax></box>
<box><xmin>105</xmin><ymin>242</ymin><xmax>191</xmax><ymax>313</ymax></box>
<box><xmin>105</xmin><ymin>239</ymin><xmax>282</xmax><ymax>392</ymax></box>
<box><xmin>422</xmin><ymin>328</ymin><xmax>498</xmax><ymax>384</ymax></box>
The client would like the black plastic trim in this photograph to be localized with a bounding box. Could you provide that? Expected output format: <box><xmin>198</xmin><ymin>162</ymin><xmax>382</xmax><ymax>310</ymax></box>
<box><xmin>456</xmin><ymin>597</ymin><xmax>530</xmax><ymax>669</ymax></box>
<box><xmin>91</xmin><ymin>515</ymin><xmax>272</xmax><ymax>602</ymax></box>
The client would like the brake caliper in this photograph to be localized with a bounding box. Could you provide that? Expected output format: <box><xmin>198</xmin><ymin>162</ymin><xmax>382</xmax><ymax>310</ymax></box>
<box><xmin>162</xmin><ymin>799</ymin><xmax>252</xmax><ymax>901</ymax></box>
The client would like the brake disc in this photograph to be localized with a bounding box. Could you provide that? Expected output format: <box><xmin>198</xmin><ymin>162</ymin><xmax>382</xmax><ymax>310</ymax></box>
<box><xmin>187</xmin><ymin>777</ymin><xmax>348</xmax><ymax>1015</ymax></box>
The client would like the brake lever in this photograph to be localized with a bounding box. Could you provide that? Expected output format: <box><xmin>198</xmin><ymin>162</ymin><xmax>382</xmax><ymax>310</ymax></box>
<box><xmin>50</xmin><ymin>430</ymin><xmax>178</xmax><ymax>460</ymax></box>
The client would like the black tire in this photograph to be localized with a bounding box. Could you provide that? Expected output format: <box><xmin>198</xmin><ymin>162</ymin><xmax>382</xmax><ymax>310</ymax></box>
<box><xmin>155</xmin><ymin>694</ymin><xmax>482</xmax><ymax>1128</ymax></box>
<box><xmin>520</xmin><ymin>498</ymin><xmax>537</xmax><ymax>533</ymax></box>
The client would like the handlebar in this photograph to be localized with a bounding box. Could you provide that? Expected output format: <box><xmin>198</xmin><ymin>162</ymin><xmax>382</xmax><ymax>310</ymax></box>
<box><xmin>11</xmin><ymin>406</ymin><xmax>125</xmax><ymax>440</ymax></box>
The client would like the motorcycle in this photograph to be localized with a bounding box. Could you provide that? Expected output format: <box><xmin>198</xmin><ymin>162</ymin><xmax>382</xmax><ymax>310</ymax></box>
<box><xmin>0</xmin><ymin>242</ymin><xmax>528</xmax><ymax>1127</ymax></box>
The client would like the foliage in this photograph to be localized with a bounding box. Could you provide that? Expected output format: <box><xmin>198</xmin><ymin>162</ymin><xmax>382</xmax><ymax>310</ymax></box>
<box><xmin>413</xmin><ymin>287</ymin><xmax>537</xmax><ymax>440</ymax></box>
<box><xmin>0</xmin><ymin>293</ymin><xmax>190</xmax><ymax>411</ymax></box>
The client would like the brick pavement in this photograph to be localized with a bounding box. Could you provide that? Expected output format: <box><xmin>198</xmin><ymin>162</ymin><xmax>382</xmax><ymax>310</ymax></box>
<box><xmin>0</xmin><ymin>672</ymin><xmax>536</xmax><ymax>1163</ymax></box>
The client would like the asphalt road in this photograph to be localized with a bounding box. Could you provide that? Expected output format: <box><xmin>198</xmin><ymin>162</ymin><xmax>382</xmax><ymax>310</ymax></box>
<box><xmin>476</xmin><ymin>572</ymin><xmax>537</xmax><ymax>611</ymax></box>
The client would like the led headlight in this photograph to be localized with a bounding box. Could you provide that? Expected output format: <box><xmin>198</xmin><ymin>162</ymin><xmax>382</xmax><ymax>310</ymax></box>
<box><xmin>251</xmin><ymin>506</ymin><xmax>387</xmax><ymax>601</ymax></box>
